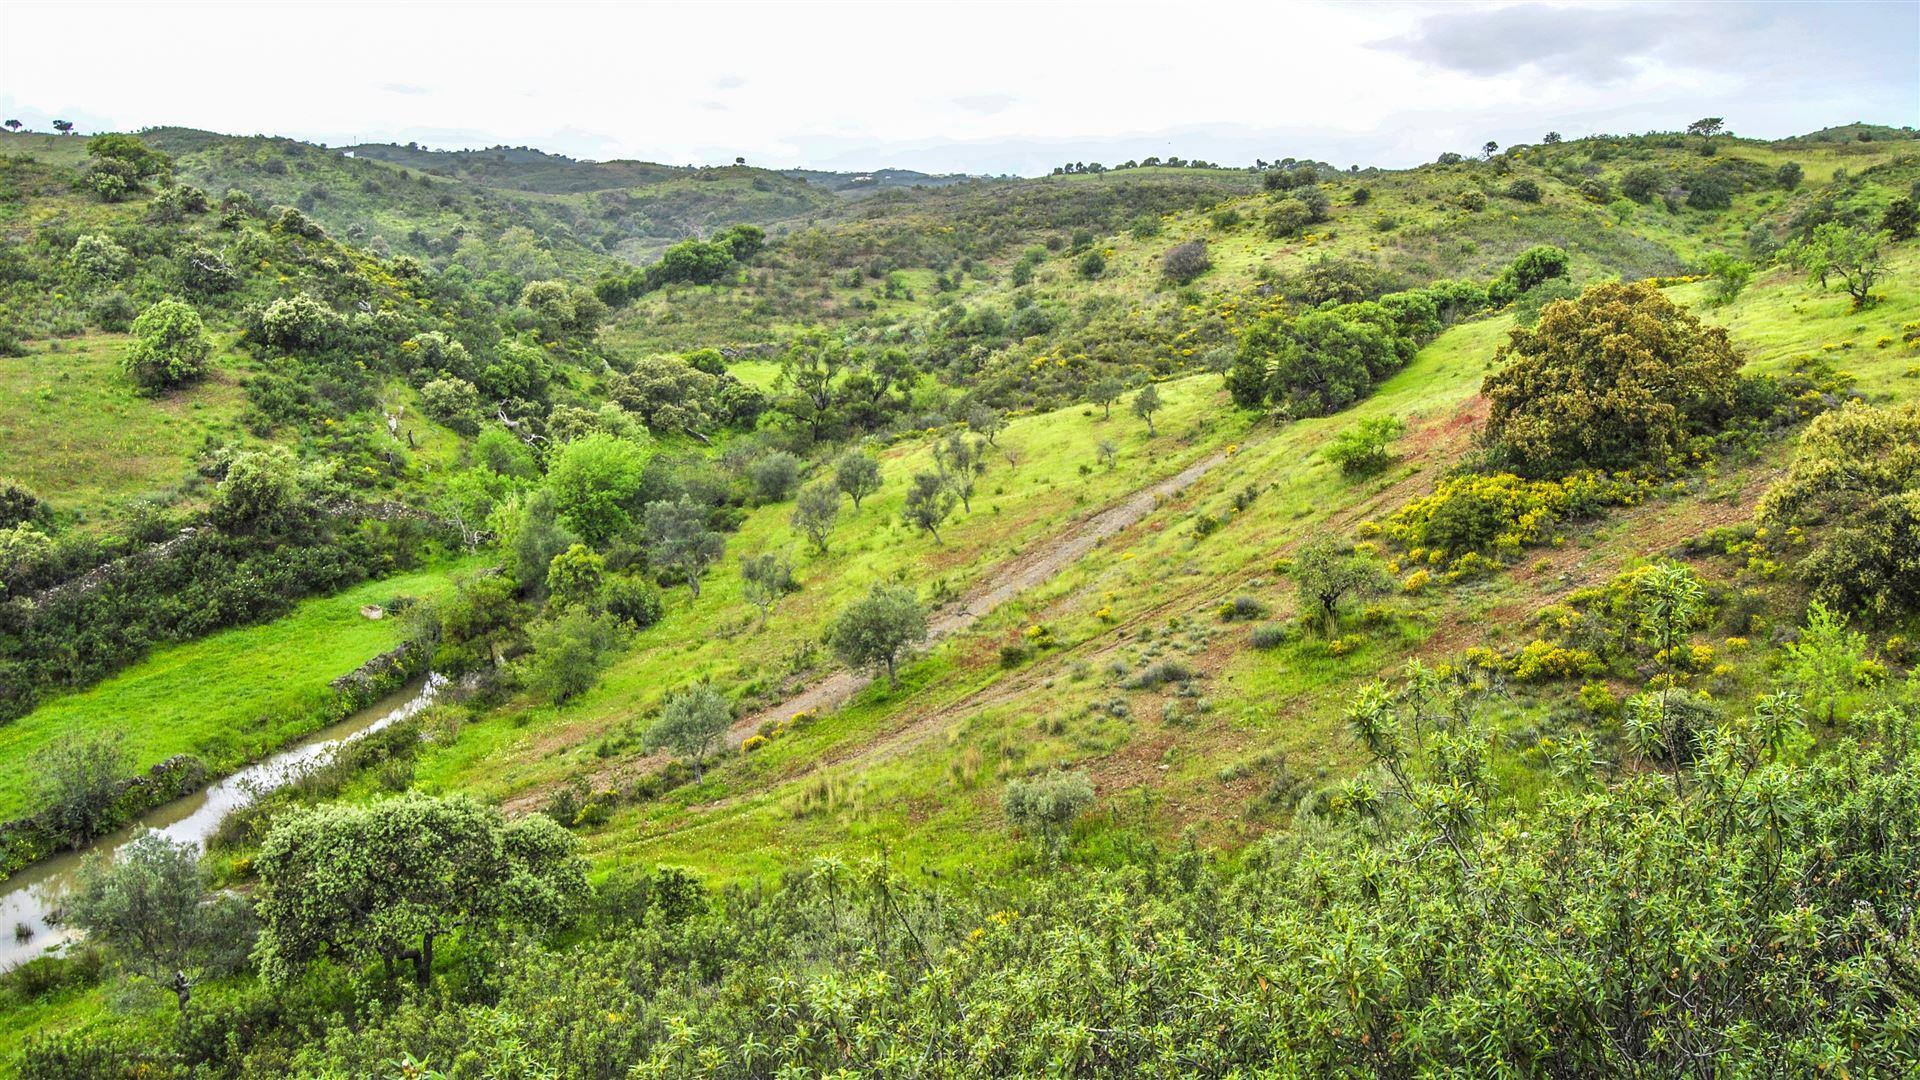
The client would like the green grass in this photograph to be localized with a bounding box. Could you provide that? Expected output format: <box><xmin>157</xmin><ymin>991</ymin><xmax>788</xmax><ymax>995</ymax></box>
<box><xmin>0</xmin><ymin>332</ymin><xmax>256</xmax><ymax>520</ymax></box>
<box><xmin>0</xmin><ymin>559</ymin><xmax>479</xmax><ymax>821</ymax></box>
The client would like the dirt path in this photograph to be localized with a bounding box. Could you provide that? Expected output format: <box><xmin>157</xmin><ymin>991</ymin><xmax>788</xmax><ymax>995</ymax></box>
<box><xmin>724</xmin><ymin>450</ymin><xmax>1227</xmax><ymax>746</ymax></box>
<box><xmin>501</xmin><ymin>450</ymin><xmax>1226</xmax><ymax>813</ymax></box>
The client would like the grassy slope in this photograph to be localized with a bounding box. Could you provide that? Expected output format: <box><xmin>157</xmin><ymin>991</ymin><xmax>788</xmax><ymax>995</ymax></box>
<box><xmin>0</xmin><ymin>559</ymin><xmax>480</xmax><ymax>820</ymax></box>
<box><xmin>0</xmin><ymin>333</ymin><xmax>255</xmax><ymax>518</ymax></box>
<box><xmin>539</xmin><ymin>251</ymin><xmax>1920</xmax><ymax>885</ymax></box>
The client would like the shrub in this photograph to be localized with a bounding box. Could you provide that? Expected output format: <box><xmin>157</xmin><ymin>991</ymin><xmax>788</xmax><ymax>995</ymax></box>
<box><xmin>1504</xmin><ymin>178</ymin><xmax>1542</xmax><ymax>203</ymax></box>
<box><xmin>255</xmin><ymin>292</ymin><xmax>340</xmax><ymax>351</ymax></box>
<box><xmin>69</xmin><ymin>233</ymin><xmax>130</xmax><ymax>281</ymax></box>
<box><xmin>122</xmin><ymin>298</ymin><xmax>210</xmax><ymax>391</ymax></box>
<box><xmin>1481</xmin><ymin>281</ymin><xmax>1741</xmax><ymax>477</ymax></box>
<box><xmin>1161</xmin><ymin>240</ymin><xmax>1212</xmax><ymax>284</ymax></box>
<box><xmin>1218</xmin><ymin>595</ymin><xmax>1267</xmax><ymax>621</ymax></box>
<box><xmin>90</xmin><ymin>290</ymin><xmax>136</xmax><ymax>331</ymax></box>
<box><xmin>419</xmin><ymin>376</ymin><xmax>482</xmax><ymax>434</ymax></box>
<box><xmin>1002</xmin><ymin>770</ymin><xmax>1094</xmax><ymax>861</ymax></box>
<box><xmin>1757</xmin><ymin>401</ymin><xmax>1920</xmax><ymax>622</ymax></box>
<box><xmin>1323</xmin><ymin>415</ymin><xmax>1404</xmax><ymax>477</ymax></box>
<box><xmin>748</xmin><ymin>451</ymin><xmax>801</xmax><ymax>503</ymax></box>
<box><xmin>1249</xmin><ymin>622</ymin><xmax>1289</xmax><ymax>649</ymax></box>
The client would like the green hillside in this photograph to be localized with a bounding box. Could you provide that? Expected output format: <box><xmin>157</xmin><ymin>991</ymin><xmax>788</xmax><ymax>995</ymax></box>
<box><xmin>4</xmin><ymin>120</ymin><xmax>1920</xmax><ymax>1075</ymax></box>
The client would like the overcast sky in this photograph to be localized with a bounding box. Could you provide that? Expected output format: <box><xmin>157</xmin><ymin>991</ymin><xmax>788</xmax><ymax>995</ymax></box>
<box><xmin>2</xmin><ymin>1</ymin><xmax>1914</xmax><ymax>175</ymax></box>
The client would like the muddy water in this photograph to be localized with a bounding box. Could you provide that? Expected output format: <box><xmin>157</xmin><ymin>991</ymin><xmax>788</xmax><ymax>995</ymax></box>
<box><xmin>0</xmin><ymin>672</ymin><xmax>447</xmax><ymax>971</ymax></box>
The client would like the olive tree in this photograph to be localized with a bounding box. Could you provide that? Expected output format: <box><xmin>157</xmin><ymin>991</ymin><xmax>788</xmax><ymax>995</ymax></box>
<box><xmin>1291</xmin><ymin>539</ymin><xmax>1378</xmax><ymax>635</ymax></box>
<box><xmin>68</xmin><ymin>831</ymin><xmax>254</xmax><ymax>1010</ymax></box>
<box><xmin>934</xmin><ymin>433</ymin><xmax>987</xmax><ymax>512</ymax></box>
<box><xmin>644</xmin><ymin>496</ymin><xmax>725</xmax><ymax>598</ymax></box>
<box><xmin>1132</xmin><ymin>384</ymin><xmax>1164</xmax><ymax>436</ymax></box>
<box><xmin>791</xmin><ymin>482</ymin><xmax>840</xmax><ymax>554</ymax></box>
<box><xmin>252</xmin><ymin>794</ymin><xmax>587</xmax><ymax>986</ymax></box>
<box><xmin>643</xmin><ymin>684</ymin><xmax>733</xmax><ymax>779</ymax></box>
<box><xmin>1089</xmin><ymin>376</ymin><xmax>1125</xmax><ymax>420</ymax></box>
<box><xmin>902</xmin><ymin>472</ymin><xmax>955</xmax><ymax>543</ymax></box>
<box><xmin>827</xmin><ymin>583</ymin><xmax>928</xmax><ymax>687</ymax></box>
<box><xmin>833</xmin><ymin>450</ymin><xmax>882</xmax><ymax>510</ymax></box>
<box><xmin>740</xmin><ymin>550</ymin><xmax>796</xmax><ymax>625</ymax></box>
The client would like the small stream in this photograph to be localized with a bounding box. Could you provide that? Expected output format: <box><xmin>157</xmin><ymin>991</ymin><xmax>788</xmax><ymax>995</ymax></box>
<box><xmin>0</xmin><ymin>672</ymin><xmax>448</xmax><ymax>972</ymax></box>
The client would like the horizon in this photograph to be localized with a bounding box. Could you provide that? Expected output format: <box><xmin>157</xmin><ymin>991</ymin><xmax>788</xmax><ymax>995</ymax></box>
<box><xmin>3</xmin><ymin>0</ymin><xmax>1915</xmax><ymax>177</ymax></box>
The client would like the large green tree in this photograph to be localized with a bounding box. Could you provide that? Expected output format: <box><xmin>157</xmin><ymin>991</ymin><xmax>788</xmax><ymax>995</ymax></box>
<box><xmin>253</xmin><ymin>794</ymin><xmax>586</xmax><ymax>985</ymax></box>
<box><xmin>827</xmin><ymin>584</ymin><xmax>928</xmax><ymax>687</ymax></box>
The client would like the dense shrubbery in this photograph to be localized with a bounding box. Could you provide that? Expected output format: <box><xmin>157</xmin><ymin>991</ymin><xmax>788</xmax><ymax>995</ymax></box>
<box><xmin>1482</xmin><ymin>281</ymin><xmax>1742</xmax><ymax>477</ymax></box>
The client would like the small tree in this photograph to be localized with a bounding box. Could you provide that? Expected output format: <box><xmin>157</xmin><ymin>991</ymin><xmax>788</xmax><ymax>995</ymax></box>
<box><xmin>1089</xmin><ymin>376</ymin><xmax>1125</xmax><ymax>420</ymax></box>
<box><xmin>1630</xmin><ymin>561</ymin><xmax>1707</xmax><ymax>771</ymax></box>
<box><xmin>1324</xmin><ymin>415</ymin><xmax>1404</xmax><ymax>478</ymax></box>
<box><xmin>33</xmin><ymin>734</ymin><xmax>129</xmax><ymax>848</ymax></box>
<box><xmin>902</xmin><ymin>471</ymin><xmax>955</xmax><ymax>542</ymax></box>
<box><xmin>740</xmin><ymin>550</ymin><xmax>796</xmax><ymax>625</ymax></box>
<box><xmin>791</xmin><ymin>482</ymin><xmax>840</xmax><ymax>554</ymax></box>
<box><xmin>966</xmin><ymin>404</ymin><xmax>1008</xmax><ymax>447</ymax></box>
<box><xmin>3</xmin><ymin>120</ymin><xmax>20</xmax><ymax>133</ymax></box>
<box><xmin>827</xmin><ymin>583</ymin><xmax>928</xmax><ymax>687</ymax></box>
<box><xmin>122</xmin><ymin>298</ymin><xmax>210</xmax><ymax>392</ymax></box>
<box><xmin>1686</xmin><ymin>117</ymin><xmax>1725</xmax><ymax>152</ymax></box>
<box><xmin>1786</xmin><ymin>223</ymin><xmax>1890</xmax><ymax>308</ymax></box>
<box><xmin>252</xmin><ymin>794</ymin><xmax>586</xmax><ymax>986</ymax></box>
<box><xmin>833</xmin><ymin>450</ymin><xmax>882</xmax><ymax>510</ymax></box>
<box><xmin>544</xmin><ymin>543</ymin><xmax>605</xmax><ymax>608</ymax></box>
<box><xmin>934</xmin><ymin>433</ymin><xmax>987</xmax><ymax>512</ymax></box>
<box><xmin>1702</xmin><ymin>252</ymin><xmax>1754</xmax><ymax>305</ymax></box>
<box><xmin>644</xmin><ymin>497</ymin><xmax>725</xmax><ymax>598</ymax></box>
<box><xmin>748</xmin><ymin>451</ymin><xmax>800</xmax><ymax>503</ymax></box>
<box><xmin>548</xmin><ymin>434</ymin><xmax>648</xmax><ymax>547</ymax></box>
<box><xmin>1775</xmin><ymin>161</ymin><xmax>1803</xmax><ymax>190</ymax></box>
<box><xmin>1783</xmin><ymin>602</ymin><xmax>1867</xmax><ymax>726</ymax></box>
<box><xmin>1097</xmin><ymin>439</ymin><xmax>1118</xmax><ymax>470</ymax></box>
<box><xmin>69</xmin><ymin>831</ymin><xmax>252</xmax><ymax>1010</ymax></box>
<box><xmin>644</xmin><ymin>684</ymin><xmax>733</xmax><ymax>778</ymax></box>
<box><xmin>525</xmin><ymin>608</ymin><xmax>619</xmax><ymax>703</ymax></box>
<box><xmin>1132</xmin><ymin>384</ymin><xmax>1163</xmax><ymax>435</ymax></box>
<box><xmin>1291</xmin><ymin>539</ymin><xmax>1376</xmax><ymax>635</ymax></box>
<box><xmin>1002</xmin><ymin>770</ymin><xmax>1095</xmax><ymax>863</ymax></box>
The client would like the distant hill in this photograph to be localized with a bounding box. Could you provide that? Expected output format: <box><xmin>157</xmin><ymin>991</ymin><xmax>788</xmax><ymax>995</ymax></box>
<box><xmin>1778</xmin><ymin>122</ymin><xmax>1920</xmax><ymax>144</ymax></box>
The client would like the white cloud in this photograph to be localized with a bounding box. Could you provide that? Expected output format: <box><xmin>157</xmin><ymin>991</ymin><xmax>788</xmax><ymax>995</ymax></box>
<box><xmin>0</xmin><ymin>1</ymin><xmax>1911</xmax><ymax>173</ymax></box>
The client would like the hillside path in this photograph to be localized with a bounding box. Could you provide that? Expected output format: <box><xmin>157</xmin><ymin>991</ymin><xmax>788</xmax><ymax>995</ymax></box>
<box><xmin>501</xmin><ymin>449</ymin><xmax>1225</xmax><ymax>814</ymax></box>
<box><xmin>723</xmin><ymin>450</ymin><xmax>1227</xmax><ymax>747</ymax></box>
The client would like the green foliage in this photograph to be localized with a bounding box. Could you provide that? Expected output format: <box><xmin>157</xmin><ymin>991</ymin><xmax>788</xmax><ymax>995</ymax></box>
<box><xmin>68</xmin><ymin>233</ymin><xmax>130</xmax><ymax>282</ymax></box>
<box><xmin>748</xmin><ymin>450</ymin><xmax>800</xmax><ymax>503</ymax></box>
<box><xmin>1323</xmin><ymin>415</ymin><xmax>1404</xmax><ymax>478</ymax></box>
<box><xmin>833</xmin><ymin>450</ymin><xmax>882</xmax><ymax>509</ymax></box>
<box><xmin>1702</xmin><ymin>252</ymin><xmax>1754</xmax><ymax>304</ymax></box>
<box><xmin>643</xmin><ymin>496</ymin><xmax>725</xmax><ymax>598</ymax></box>
<box><xmin>547</xmin><ymin>434</ymin><xmax>648</xmax><ymax>547</ymax></box>
<box><xmin>740</xmin><ymin>550</ymin><xmax>796</xmax><ymax>624</ymax></box>
<box><xmin>1482</xmin><ymin>281</ymin><xmax>1741</xmax><ymax>477</ymax></box>
<box><xmin>209</xmin><ymin>447</ymin><xmax>299</xmax><ymax>534</ymax></box>
<box><xmin>901</xmin><ymin>471</ymin><xmax>955</xmax><ymax>542</ymax></box>
<box><xmin>643</xmin><ymin>684</ymin><xmax>733</xmax><ymax>778</ymax></box>
<box><xmin>1290</xmin><ymin>539</ymin><xmax>1377</xmax><ymax>634</ymax></box>
<box><xmin>791</xmin><ymin>482</ymin><xmax>840</xmax><ymax>554</ymax></box>
<box><xmin>69</xmin><ymin>831</ymin><xmax>253</xmax><ymax>1009</ymax></box>
<box><xmin>544</xmin><ymin>543</ymin><xmax>605</xmax><ymax>608</ymax></box>
<box><xmin>827</xmin><ymin>583</ymin><xmax>928</xmax><ymax>687</ymax></box>
<box><xmin>252</xmin><ymin>793</ymin><xmax>586</xmax><ymax>985</ymax></box>
<box><xmin>1130</xmin><ymin>384</ymin><xmax>1163</xmax><ymax>434</ymax></box>
<box><xmin>1786</xmin><ymin>222</ymin><xmax>1891</xmax><ymax>308</ymax></box>
<box><xmin>1759</xmin><ymin>401</ymin><xmax>1920</xmax><ymax>621</ymax></box>
<box><xmin>525</xmin><ymin>607</ymin><xmax>621</xmax><ymax>703</ymax></box>
<box><xmin>418</xmin><ymin>376</ymin><xmax>482</xmax><ymax>435</ymax></box>
<box><xmin>1783</xmin><ymin>602</ymin><xmax>1869</xmax><ymax>726</ymax></box>
<box><xmin>30</xmin><ymin>733</ymin><xmax>128</xmax><ymax>848</ymax></box>
<box><xmin>121</xmin><ymin>298</ymin><xmax>210</xmax><ymax>391</ymax></box>
<box><xmin>1486</xmin><ymin>244</ymin><xmax>1568</xmax><ymax>305</ymax></box>
<box><xmin>1001</xmin><ymin>769</ymin><xmax>1094</xmax><ymax>861</ymax></box>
